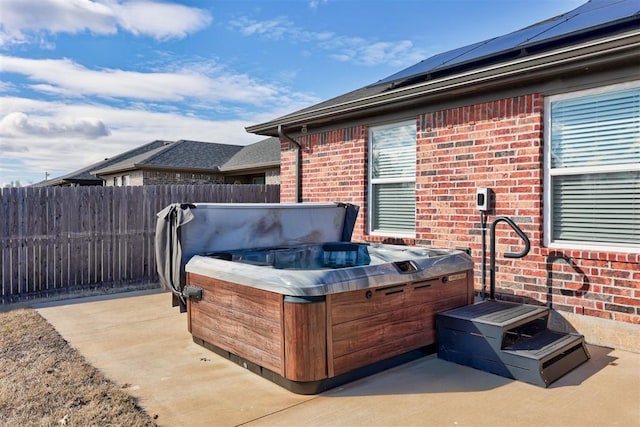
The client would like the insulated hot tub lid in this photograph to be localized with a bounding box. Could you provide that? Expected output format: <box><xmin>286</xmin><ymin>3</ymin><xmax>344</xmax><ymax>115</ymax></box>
<box><xmin>155</xmin><ymin>202</ymin><xmax>359</xmax><ymax>309</ymax></box>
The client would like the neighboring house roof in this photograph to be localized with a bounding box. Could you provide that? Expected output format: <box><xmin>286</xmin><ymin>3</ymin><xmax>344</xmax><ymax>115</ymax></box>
<box><xmin>32</xmin><ymin>160</ymin><xmax>105</xmax><ymax>187</ymax></box>
<box><xmin>36</xmin><ymin>137</ymin><xmax>281</xmax><ymax>186</ymax></box>
<box><xmin>92</xmin><ymin>140</ymin><xmax>243</xmax><ymax>175</ymax></box>
<box><xmin>33</xmin><ymin>140</ymin><xmax>171</xmax><ymax>187</ymax></box>
<box><xmin>247</xmin><ymin>0</ymin><xmax>640</xmax><ymax>136</ymax></box>
<box><xmin>220</xmin><ymin>137</ymin><xmax>280</xmax><ymax>172</ymax></box>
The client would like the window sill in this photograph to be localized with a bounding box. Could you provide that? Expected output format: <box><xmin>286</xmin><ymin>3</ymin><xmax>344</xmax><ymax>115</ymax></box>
<box><xmin>546</xmin><ymin>241</ymin><xmax>640</xmax><ymax>255</ymax></box>
<box><xmin>369</xmin><ymin>230</ymin><xmax>416</xmax><ymax>239</ymax></box>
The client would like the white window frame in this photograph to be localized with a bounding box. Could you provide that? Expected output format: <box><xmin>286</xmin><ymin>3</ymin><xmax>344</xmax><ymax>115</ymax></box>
<box><xmin>543</xmin><ymin>80</ymin><xmax>640</xmax><ymax>253</ymax></box>
<box><xmin>368</xmin><ymin>120</ymin><xmax>417</xmax><ymax>238</ymax></box>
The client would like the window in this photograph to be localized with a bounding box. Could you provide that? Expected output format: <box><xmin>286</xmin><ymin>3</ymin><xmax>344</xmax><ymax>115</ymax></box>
<box><xmin>122</xmin><ymin>175</ymin><xmax>131</xmax><ymax>186</ymax></box>
<box><xmin>114</xmin><ymin>176</ymin><xmax>122</xmax><ymax>187</ymax></box>
<box><xmin>544</xmin><ymin>82</ymin><xmax>640</xmax><ymax>251</ymax></box>
<box><xmin>368</xmin><ymin>121</ymin><xmax>416</xmax><ymax>237</ymax></box>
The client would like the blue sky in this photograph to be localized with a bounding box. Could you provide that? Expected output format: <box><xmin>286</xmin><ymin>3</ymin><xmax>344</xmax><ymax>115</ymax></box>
<box><xmin>0</xmin><ymin>0</ymin><xmax>585</xmax><ymax>186</ymax></box>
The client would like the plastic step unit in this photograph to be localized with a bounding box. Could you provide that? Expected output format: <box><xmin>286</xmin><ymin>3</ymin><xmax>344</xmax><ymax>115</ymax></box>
<box><xmin>501</xmin><ymin>329</ymin><xmax>589</xmax><ymax>387</ymax></box>
<box><xmin>436</xmin><ymin>300</ymin><xmax>590</xmax><ymax>387</ymax></box>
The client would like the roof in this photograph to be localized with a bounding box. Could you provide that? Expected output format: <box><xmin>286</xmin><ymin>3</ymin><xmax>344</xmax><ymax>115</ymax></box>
<box><xmin>247</xmin><ymin>0</ymin><xmax>640</xmax><ymax>136</ymax></box>
<box><xmin>36</xmin><ymin>137</ymin><xmax>282</xmax><ymax>186</ymax></box>
<box><xmin>32</xmin><ymin>160</ymin><xmax>105</xmax><ymax>187</ymax></box>
<box><xmin>220</xmin><ymin>137</ymin><xmax>280</xmax><ymax>172</ymax></box>
<box><xmin>92</xmin><ymin>140</ymin><xmax>243</xmax><ymax>175</ymax></box>
<box><xmin>33</xmin><ymin>140</ymin><xmax>171</xmax><ymax>186</ymax></box>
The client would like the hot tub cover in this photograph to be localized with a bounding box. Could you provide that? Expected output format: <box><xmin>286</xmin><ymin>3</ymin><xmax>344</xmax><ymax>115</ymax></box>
<box><xmin>155</xmin><ymin>202</ymin><xmax>359</xmax><ymax>310</ymax></box>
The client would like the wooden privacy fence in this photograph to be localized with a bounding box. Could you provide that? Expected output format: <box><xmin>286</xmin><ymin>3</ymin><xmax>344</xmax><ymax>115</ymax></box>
<box><xmin>0</xmin><ymin>184</ymin><xmax>280</xmax><ymax>304</ymax></box>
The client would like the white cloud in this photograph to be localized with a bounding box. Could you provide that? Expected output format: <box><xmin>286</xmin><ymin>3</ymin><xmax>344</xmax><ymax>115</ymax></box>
<box><xmin>228</xmin><ymin>16</ymin><xmax>425</xmax><ymax>67</ymax></box>
<box><xmin>108</xmin><ymin>0</ymin><xmax>212</xmax><ymax>40</ymax></box>
<box><xmin>0</xmin><ymin>112</ymin><xmax>110</xmax><ymax>139</ymax></box>
<box><xmin>309</xmin><ymin>0</ymin><xmax>328</xmax><ymax>10</ymax></box>
<box><xmin>0</xmin><ymin>140</ymin><xmax>29</xmax><ymax>153</ymax></box>
<box><xmin>0</xmin><ymin>80</ymin><xmax>16</xmax><ymax>92</ymax></box>
<box><xmin>326</xmin><ymin>39</ymin><xmax>424</xmax><ymax>67</ymax></box>
<box><xmin>228</xmin><ymin>16</ymin><xmax>332</xmax><ymax>43</ymax></box>
<box><xmin>230</xmin><ymin>17</ymin><xmax>296</xmax><ymax>40</ymax></box>
<box><xmin>0</xmin><ymin>55</ymin><xmax>280</xmax><ymax>104</ymax></box>
<box><xmin>0</xmin><ymin>0</ymin><xmax>211</xmax><ymax>46</ymax></box>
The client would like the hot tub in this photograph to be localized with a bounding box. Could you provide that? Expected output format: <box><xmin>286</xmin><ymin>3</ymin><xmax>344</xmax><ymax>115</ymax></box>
<box><xmin>156</xmin><ymin>203</ymin><xmax>473</xmax><ymax>394</ymax></box>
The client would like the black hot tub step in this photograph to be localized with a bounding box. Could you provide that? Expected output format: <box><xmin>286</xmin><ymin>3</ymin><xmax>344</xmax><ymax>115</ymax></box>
<box><xmin>500</xmin><ymin>330</ymin><xmax>590</xmax><ymax>387</ymax></box>
<box><xmin>440</xmin><ymin>300</ymin><xmax>548</xmax><ymax>327</ymax></box>
<box><xmin>436</xmin><ymin>300</ymin><xmax>551</xmax><ymax>354</ymax></box>
<box><xmin>436</xmin><ymin>301</ymin><xmax>590</xmax><ymax>387</ymax></box>
<box><xmin>503</xmin><ymin>329</ymin><xmax>584</xmax><ymax>358</ymax></box>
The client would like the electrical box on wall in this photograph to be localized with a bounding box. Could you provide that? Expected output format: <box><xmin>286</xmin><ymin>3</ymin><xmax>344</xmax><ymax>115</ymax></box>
<box><xmin>476</xmin><ymin>188</ymin><xmax>493</xmax><ymax>212</ymax></box>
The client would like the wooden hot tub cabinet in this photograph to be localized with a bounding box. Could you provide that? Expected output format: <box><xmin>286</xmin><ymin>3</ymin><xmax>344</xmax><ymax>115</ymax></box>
<box><xmin>187</xmin><ymin>269</ymin><xmax>474</xmax><ymax>394</ymax></box>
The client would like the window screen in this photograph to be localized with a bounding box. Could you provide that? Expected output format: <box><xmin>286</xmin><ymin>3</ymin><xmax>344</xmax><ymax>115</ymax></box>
<box><xmin>369</xmin><ymin>121</ymin><xmax>416</xmax><ymax>235</ymax></box>
<box><xmin>546</xmin><ymin>84</ymin><xmax>640</xmax><ymax>249</ymax></box>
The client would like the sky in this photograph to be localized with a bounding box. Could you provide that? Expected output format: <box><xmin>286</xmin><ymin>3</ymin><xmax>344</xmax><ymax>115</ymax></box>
<box><xmin>0</xmin><ymin>0</ymin><xmax>586</xmax><ymax>186</ymax></box>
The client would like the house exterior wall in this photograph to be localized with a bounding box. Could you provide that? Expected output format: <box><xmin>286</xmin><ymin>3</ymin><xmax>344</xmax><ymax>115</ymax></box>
<box><xmin>279</xmin><ymin>92</ymin><xmax>639</xmax><ymax>350</ymax></box>
<box><xmin>281</xmin><ymin>126</ymin><xmax>369</xmax><ymax>237</ymax></box>
<box><xmin>223</xmin><ymin>167</ymin><xmax>281</xmax><ymax>185</ymax></box>
<box><xmin>265</xmin><ymin>167</ymin><xmax>280</xmax><ymax>185</ymax></box>
<box><xmin>103</xmin><ymin>168</ymin><xmax>280</xmax><ymax>186</ymax></box>
<box><xmin>130</xmin><ymin>170</ymin><xmax>144</xmax><ymax>186</ymax></box>
<box><xmin>102</xmin><ymin>170</ymin><xmax>143</xmax><ymax>186</ymax></box>
<box><xmin>103</xmin><ymin>170</ymin><xmax>225</xmax><ymax>186</ymax></box>
<box><xmin>142</xmin><ymin>170</ymin><xmax>225</xmax><ymax>185</ymax></box>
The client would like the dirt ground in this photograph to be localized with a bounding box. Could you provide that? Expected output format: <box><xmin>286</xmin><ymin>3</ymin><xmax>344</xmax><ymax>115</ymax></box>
<box><xmin>0</xmin><ymin>308</ymin><xmax>156</xmax><ymax>426</ymax></box>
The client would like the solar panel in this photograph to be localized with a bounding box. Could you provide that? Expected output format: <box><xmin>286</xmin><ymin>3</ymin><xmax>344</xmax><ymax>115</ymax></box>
<box><xmin>375</xmin><ymin>41</ymin><xmax>486</xmax><ymax>85</ymax></box>
<box><xmin>371</xmin><ymin>0</ymin><xmax>639</xmax><ymax>88</ymax></box>
<box><xmin>566</xmin><ymin>0</ymin><xmax>630</xmax><ymax>14</ymax></box>
<box><xmin>442</xmin><ymin>21</ymin><xmax>565</xmax><ymax>68</ymax></box>
<box><xmin>527</xmin><ymin>0</ymin><xmax>640</xmax><ymax>43</ymax></box>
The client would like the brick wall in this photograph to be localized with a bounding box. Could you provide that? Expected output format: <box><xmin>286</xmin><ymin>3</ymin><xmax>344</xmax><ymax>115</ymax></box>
<box><xmin>129</xmin><ymin>170</ymin><xmax>144</xmax><ymax>186</ymax></box>
<box><xmin>280</xmin><ymin>126</ymin><xmax>369</xmax><ymax>237</ymax></box>
<box><xmin>416</xmin><ymin>94</ymin><xmax>545</xmax><ymax>302</ymax></box>
<box><xmin>417</xmin><ymin>94</ymin><xmax>639</xmax><ymax>324</ymax></box>
<box><xmin>265</xmin><ymin>167</ymin><xmax>280</xmax><ymax>185</ymax></box>
<box><xmin>282</xmin><ymin>93</ymin><xmax>639</xmax><ymax>325</ymax></box>
<box><xmin>142</xmin><ymin>170</ymin><xmax>225</xmax><ymax>185</ymax></box>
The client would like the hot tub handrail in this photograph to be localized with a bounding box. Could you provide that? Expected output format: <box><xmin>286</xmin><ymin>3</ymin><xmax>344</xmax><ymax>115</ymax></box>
<box><xmin>489</xmin><ymin>217</ymin><xmax>530</xmax><ymax>300</ymax></box>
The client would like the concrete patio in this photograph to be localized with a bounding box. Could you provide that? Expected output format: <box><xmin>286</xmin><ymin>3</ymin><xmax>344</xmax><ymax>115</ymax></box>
<box><xmin>35</xmin><ymin>290</ymin><xmax>640</xmax><ymax>427</ymax></box>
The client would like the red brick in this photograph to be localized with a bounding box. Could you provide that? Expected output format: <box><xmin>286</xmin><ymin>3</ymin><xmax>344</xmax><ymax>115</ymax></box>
<box><xmin>582</xmin><ymin>309</ymin><xmax>613</xmax><ymax>319</ymax></box>
<box><xmin>613</xmin><ymin>313</ymin><xmax>640</xmax><ymax>324</ymax></box>
<box><xmin>613</xmin><ymin>297</ymin><xmax>640</xmax><ymax>307</ymax></box>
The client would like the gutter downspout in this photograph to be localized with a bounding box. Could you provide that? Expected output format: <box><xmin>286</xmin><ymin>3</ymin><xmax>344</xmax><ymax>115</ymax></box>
<box><xmin>278</xmin><ymin>124</ymin><xmax>302</xmax><ymax>203</ymax></box>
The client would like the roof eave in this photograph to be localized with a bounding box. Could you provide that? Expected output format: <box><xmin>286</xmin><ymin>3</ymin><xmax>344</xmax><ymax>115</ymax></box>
<box><xmin>220</xmin><ymin>161</ymin><xmax>280</xmax><ymax>172</ymax></box>
<box><xmin>246</xmin><ymin>29</ymin><xmax>640</xmax><ymax>136</ymax></box>
<box><xmin>142</xmin><ymin>164</ymin><xmax>222</xmax><ymax>173</ymax></box>
<box><xmin>91</xmin><ymin>164</ymin><xmax>138</xmax><ymax>175</ymax></box>
<box><xmin>95</xmin><ymin>163</ymin><xmax>226</xmax><ymax>176</ymax></box>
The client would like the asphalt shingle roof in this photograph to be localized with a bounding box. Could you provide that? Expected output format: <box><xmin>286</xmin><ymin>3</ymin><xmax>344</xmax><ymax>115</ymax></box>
<box><xmin>147</xmin><ymin>140</ymin><xmax>243</xmax><ymax>169</ymax></box>
<box><xmin>92</xmin><ymin>140</ymin><xmax>243</xmax><ymax>175</ymax></box>
<box><xmin>33</xmin><ymin>140</ymin><xmax>170</xmax><ymax>186</ymax></box>
<box><xmin>221</xmin><ymin>137</ymin><xmax>280</xmax><ymax>171</ymax></box>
